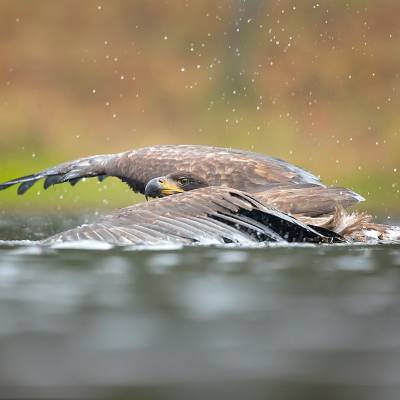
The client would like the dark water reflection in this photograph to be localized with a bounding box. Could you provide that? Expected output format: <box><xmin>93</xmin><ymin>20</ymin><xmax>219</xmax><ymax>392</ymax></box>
<box><xmin>0</xmin><ymin>214</ymin><xmax>400</xmax><ymax>399</ymax></box>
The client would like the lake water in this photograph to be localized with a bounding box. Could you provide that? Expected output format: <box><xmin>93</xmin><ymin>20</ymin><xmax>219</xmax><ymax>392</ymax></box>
<box><xmin>0</xmin><ymin>214</ymin><xmax>400</xmax><ymax>399</ymax></box>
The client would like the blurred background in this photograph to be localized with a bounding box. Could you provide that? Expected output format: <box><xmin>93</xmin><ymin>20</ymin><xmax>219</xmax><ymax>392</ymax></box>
<box><xmin>1</xmin><ymin>3</ymin><xmax>400</xmax><ymax>399</ymax></box>
<box><xmin>0</xmin><ymin>0</ymin><xmax>399</xmax><ymax>213</ymax></box>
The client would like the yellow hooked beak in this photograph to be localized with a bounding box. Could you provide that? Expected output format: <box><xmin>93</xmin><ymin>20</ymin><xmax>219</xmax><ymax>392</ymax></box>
<box><xmin>144</xmin><ymin>176</ymin><xmax>184</xmax><ymax>198</ymax></box>
<box><xmin>159</xmin><ymin>178</ymin><xmax>185</xmax><ymax>196</ymax></box>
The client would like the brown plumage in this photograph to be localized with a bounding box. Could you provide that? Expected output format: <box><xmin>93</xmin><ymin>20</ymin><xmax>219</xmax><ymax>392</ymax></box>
<box><xmin>0</xmin><ymin>145</ymin><xmax>362</xmax><ymax>217</ymax></box>
<box><xmin>143</xmin><ymin>170</ymin><xmax>400</xmax><ymax>243</ymax></box>
<box><xmin>1</xmin><ymin>144</ymin><xmax>397</xmax><ymax>244</ymax></box>
<box><xmin>42</xmin><ymin>187</ymin><xmax>341</xmax><ymax>246</ymax></box>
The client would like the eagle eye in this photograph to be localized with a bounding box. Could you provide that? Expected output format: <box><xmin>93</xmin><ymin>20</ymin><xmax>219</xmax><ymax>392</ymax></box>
<box><xmin>178</xmin><ymin>177</ymin><xmax>190</xmax><ymax>185</ymax></box>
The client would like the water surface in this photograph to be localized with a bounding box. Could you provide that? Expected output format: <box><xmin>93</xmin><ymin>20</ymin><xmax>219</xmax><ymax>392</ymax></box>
<box><xmin>0</xmin><ymin>214</ymin><xmax>400</xmax><ymax>399</ymax></box>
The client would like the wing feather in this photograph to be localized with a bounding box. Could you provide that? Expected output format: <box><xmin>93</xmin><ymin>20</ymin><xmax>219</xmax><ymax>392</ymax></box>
<box><xmin>42</xmin><ymin>187</ymin><xmax>342</xmax><ymax>246</ymax></box>
<box><xmin>0</xmin><ymin>145</ymin><xmax>335</xmax><ymax>196</ymax></box>
<box><xmin>255</xmin><ymin>184</ymin><xmax>364</xmax><ymax>217</ymax></box>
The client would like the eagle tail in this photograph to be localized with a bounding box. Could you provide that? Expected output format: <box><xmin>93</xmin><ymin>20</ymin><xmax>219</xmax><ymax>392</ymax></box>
<box><xmin>0</xmin><ymin>154</ymin><xmax>117</xmax><ymax>195</ymax></box>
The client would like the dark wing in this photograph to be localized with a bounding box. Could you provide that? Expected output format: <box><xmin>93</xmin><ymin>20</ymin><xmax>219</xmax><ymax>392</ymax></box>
<box><xmin>0</xmin><ymin>145</ymin><xmax>326</xmax><ymax>196</ymax></box>
<box><xmin>254</xmin><ymin>184</ymin><xmax>365</xmax><ymax>217</ymax></box>
<box><xmin>0</xmin><ymin>154</ymin><xmax>117</xmax><ymax>195</ymax></box>
<box><xmin>42</xmin><ymin>187</ymin><xmax>343</xmax><ymax>246</ymax></box>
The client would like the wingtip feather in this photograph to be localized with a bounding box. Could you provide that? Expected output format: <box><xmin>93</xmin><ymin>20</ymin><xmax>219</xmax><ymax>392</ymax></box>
<box><xmin>17</xmin><ymin>180</ymin><xmax>38</xmax><ymax>195</ymax></box>
<box><xmin>0</xmin><ymin>182</ymin><xmax>16</xmax><ymax>191</ymax></box>
<box><xmin>43</xmin><ymin>175</ymin><xmax>64</xmax><ymax>190</ymax></box>
<box><xmin>353</xmin><ymin>191</ymin><xmax>366</xmax><ymax>203</ymax></box>
<box><xmin>0</xmin><ymin>174</ymin><xmax>40</xmax><ymax>194</ymax></box>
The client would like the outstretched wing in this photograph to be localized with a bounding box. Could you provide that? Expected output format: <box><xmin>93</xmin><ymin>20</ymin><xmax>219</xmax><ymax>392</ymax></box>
<box><xmin>0</xmin><ymin>154</ymin><xmax>118</xmax><ymax>195</ymax></box>
<box><xmin>42</xmin><ymin>187</ymin><xmax>344</xmax><ymax>246</ymax></box>
<box><xmin>0</xmin><ymin>145</ymin><xmax>326</xmax><ymax>196</ymax></box>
